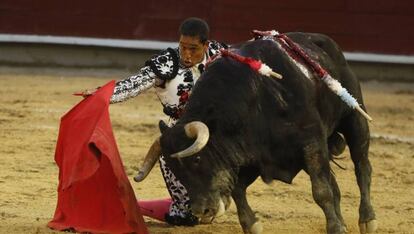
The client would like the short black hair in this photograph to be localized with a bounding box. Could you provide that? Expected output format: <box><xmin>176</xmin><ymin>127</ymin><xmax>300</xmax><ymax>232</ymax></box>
<box><xmin>179</xmin><ymin>17</ymin><xmax>209</xmax><ymax>43</ymax></box>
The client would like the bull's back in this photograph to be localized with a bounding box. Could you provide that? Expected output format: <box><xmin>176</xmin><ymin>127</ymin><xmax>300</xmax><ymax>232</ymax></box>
<box><xmin>238</xmin><ymin>33</ymin><xmax>361</xmax><ymax>138</ymax></box>
<box><xmin>286</xmin><ymin>32</ymin><xmax>363</xmax><ymax>102</ymax></box>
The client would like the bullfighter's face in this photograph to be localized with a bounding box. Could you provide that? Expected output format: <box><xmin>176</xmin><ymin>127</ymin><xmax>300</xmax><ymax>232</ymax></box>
<box><xmin>178</xmin><ymin>35</ymin><xmax>208</xmax><ymax>68</ymax></box>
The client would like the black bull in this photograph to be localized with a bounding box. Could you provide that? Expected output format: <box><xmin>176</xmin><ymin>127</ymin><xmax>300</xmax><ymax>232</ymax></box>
<box><xmin>136</xmin><ymin>32</ymin><xmax>377</xmax><ymax>234</ymax></box>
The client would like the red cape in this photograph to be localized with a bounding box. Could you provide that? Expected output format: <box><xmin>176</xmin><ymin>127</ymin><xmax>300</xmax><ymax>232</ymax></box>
<box><xmin>48</xmin><ymin>81</ymin><xmax>148</xmax><ymax>234</ymax></box>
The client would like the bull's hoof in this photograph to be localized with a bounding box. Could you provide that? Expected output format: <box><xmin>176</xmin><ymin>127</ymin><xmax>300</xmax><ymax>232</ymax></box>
<box><xmin>328</xmin><ymin>222</ymin><xmax>347</xmax><ymax>234</ymax></box>
<box><xmin>246</xmin><ymin>221</ymin><xmax>263</xmax><ymax>234</ymax></box>
<box><xmin>359</xmin><ymin>219</ymin><xmax>378</xmax><ymax>233</ymax></box>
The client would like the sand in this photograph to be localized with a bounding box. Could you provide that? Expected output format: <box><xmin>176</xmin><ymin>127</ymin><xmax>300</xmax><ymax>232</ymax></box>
<box><xmin>0</xmin><ymin>74</ymin><xmax>413</xmax><ymax>234</ymax></box>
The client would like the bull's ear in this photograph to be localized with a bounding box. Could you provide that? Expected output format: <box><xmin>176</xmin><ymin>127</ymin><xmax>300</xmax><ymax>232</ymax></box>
<box><xmin>159</xmin><ymin>120</ymin><xmax>169</xmax><ymax>134</ymax></box>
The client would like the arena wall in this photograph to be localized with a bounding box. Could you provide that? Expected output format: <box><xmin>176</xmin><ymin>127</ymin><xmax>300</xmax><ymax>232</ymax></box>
<box><xmin>0</xmin><ymin>1</ymin><xmax>413</xmax><ymax>81</ymax></box>
<box><xmin>1</xmin><ymin>0</ymin><xmax>413</xmax><ymax>54</ymax></box>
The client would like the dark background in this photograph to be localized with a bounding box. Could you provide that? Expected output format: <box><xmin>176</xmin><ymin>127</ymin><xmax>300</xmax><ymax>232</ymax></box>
<box><xmin>1</xmin><ymin>0</ymin><xmax>413</xmax><ymax>54</ymax></box>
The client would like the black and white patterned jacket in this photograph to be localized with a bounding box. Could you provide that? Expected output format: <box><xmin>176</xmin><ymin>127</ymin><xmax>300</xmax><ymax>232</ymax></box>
<box><xmin>110</xmin><ymin>40</ymin><xmax>227</xmax><ymax>122</ymax></box>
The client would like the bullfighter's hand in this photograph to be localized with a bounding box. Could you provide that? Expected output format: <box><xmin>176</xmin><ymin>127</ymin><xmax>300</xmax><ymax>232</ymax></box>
<box><xmin>82</xmin><ymin>89</ymin><xmax>94</xmax><ymax>98</ymax></box>
<box><xmin>73</xmin><ymin>89</ymin><xmax>97</xmax><ymax>98</ymax></box>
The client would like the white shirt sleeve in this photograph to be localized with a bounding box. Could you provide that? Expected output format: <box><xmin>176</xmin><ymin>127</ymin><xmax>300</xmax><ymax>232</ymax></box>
<box><xmin>110</xmin><ymin>66</ymin><xmax>157</xmax><ymax>103</ymax></box>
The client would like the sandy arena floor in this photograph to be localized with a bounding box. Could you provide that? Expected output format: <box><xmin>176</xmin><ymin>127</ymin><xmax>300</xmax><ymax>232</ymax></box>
<box><xmin>0</xmin><ymin>74</ymin><xmax>413</xmax><ymax>234</ymax></box>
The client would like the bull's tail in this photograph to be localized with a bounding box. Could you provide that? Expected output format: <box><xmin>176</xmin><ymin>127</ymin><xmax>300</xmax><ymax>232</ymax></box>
<box><xmin>330</xmin><ymin>157</ymin><xmax>347</xmax><ymax>171</ymax></box>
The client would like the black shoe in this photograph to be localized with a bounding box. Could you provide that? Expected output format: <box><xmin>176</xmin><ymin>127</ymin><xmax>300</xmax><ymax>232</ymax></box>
<box><xmin>164</xmin><ymin>212</ymin><xmax>199</xmax><ymax>226</ymax></box>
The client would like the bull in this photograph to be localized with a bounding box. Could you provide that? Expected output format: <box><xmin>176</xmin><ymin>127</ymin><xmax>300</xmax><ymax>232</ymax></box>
<box><xmin>136</xmin><ymin>32</ymin><xmax>377</xmax><ymax>234</ymax></box>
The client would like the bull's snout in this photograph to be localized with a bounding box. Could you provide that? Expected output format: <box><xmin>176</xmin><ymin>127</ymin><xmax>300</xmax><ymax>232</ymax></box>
<box><xmin>202</xmin><ymin>207</ymin><xmax>216</xmax><ymax>217</ymax></box>
<box><xmin>191</xmin><ymin>203</ymin><xmax>215</xmax><ymax>219</ymax></box>
<box><xmin>192</xmin><ymin>197</ymin><xmax>229</xmax><ymax>224</ymax></box>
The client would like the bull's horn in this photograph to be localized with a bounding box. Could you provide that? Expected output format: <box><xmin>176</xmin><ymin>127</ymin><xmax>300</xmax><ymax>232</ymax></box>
<box><xmin>134</xmin><ymin>137</ymin><xmax>161</xmax><ymax>182</ymax></box>
<box><xmin>170</xmin><ymin>121</ymin><xmax>209</xmax><ymax>158</ymax></box>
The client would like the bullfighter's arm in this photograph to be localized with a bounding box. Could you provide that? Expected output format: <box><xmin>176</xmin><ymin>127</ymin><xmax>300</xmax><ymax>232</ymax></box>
<box><xmin>110</xmin><ymin>66</ymin><xmax>158</xmax><ymax>104</ymax></box>
<box><xmin>110</xmin><ymin>47</ymin><xmax>179</xmax><ymax>103</ymax></box>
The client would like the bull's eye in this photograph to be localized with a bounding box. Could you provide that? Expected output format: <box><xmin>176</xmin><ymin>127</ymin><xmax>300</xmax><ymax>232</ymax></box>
<box><xmin>194</xmin><ymin>155</ymin><xmax>201</xmax><ymax>165</ymax></box>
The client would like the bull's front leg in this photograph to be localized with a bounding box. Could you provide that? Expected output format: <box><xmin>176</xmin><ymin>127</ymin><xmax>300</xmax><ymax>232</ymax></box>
<box><xmin>232</xmin><ymin>167</ymin><xmax>261</xmax><ymax>234</ymax></box>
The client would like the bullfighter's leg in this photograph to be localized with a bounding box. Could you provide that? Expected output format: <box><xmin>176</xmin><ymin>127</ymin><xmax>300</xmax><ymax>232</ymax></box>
<box><xmin>232</xmin><ymin>167</ymin><xmax>261</xmax><ymax>234</ymax></box>
<box><xmin>159</xmin><ymin>155</ymin><xmax>199</xmax><ymax>226</ymax></box>
<box><xmin>340</xmin><ymin>112</ymin><xmax>377</xmax><ymax>233</ymax></box>
<box><xmin>304</xmin><ymin>140</ymin><xmax>346</xmax><ymax>234</ymax></box>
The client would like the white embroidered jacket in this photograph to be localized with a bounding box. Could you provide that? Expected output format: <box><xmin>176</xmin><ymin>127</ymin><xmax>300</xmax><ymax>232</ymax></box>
<box><xmin>110</xmin><ymin>40</ymin><xmax>226</xmax><ymax>122</ymax></box>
